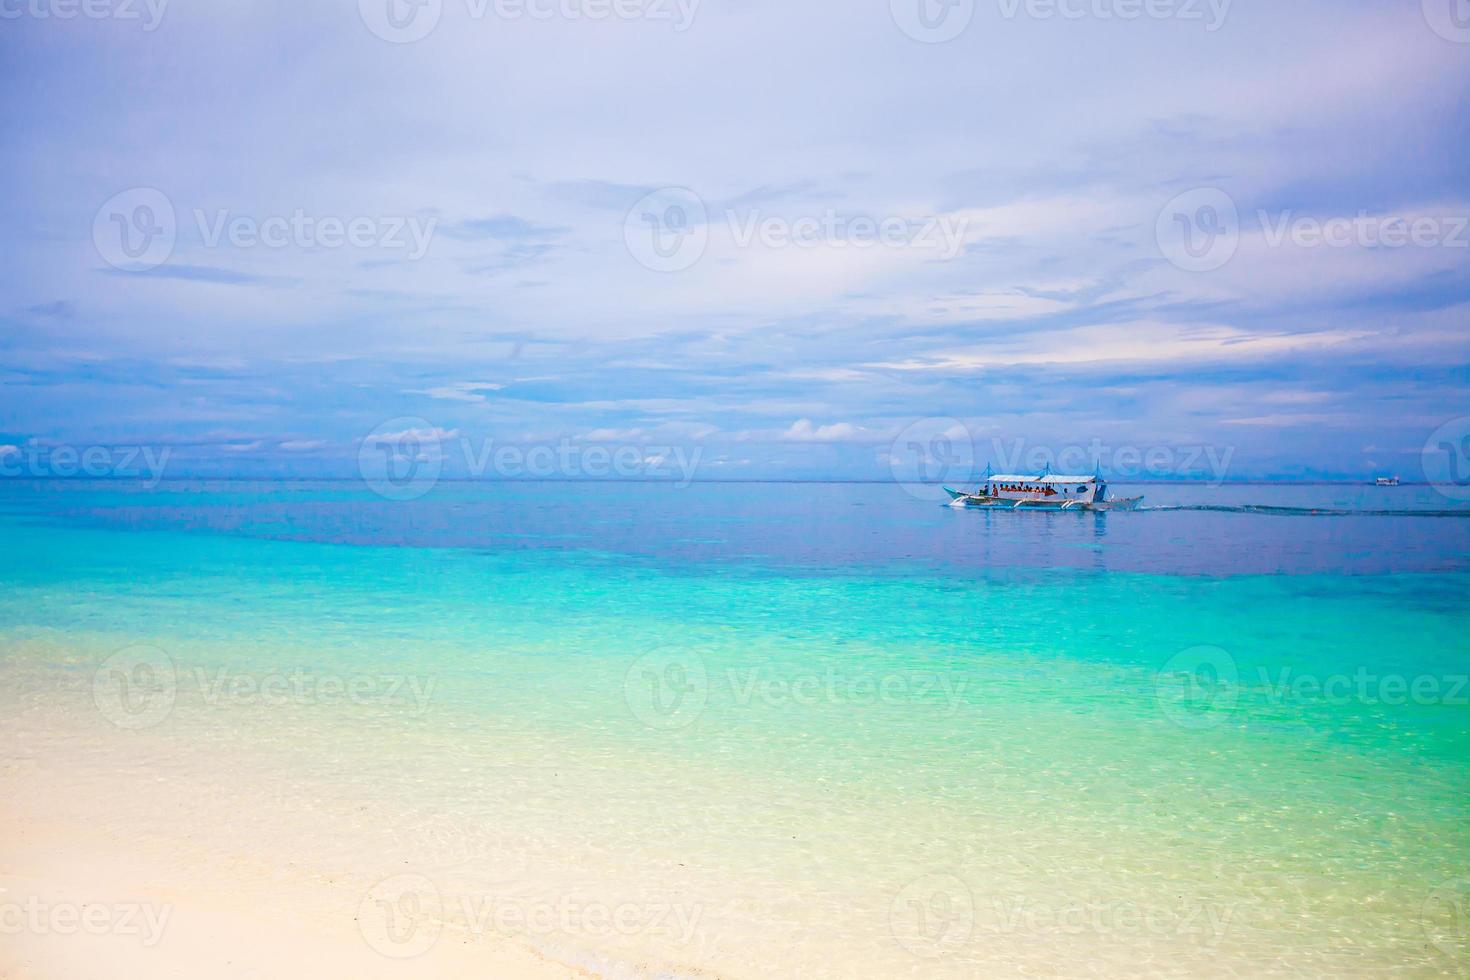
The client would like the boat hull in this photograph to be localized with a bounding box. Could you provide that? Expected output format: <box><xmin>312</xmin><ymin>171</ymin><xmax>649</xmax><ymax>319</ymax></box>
<box><xmin>942</xmin><ymin>487</ymin><xmax>1142</xmax><ymax>512</ymax></box>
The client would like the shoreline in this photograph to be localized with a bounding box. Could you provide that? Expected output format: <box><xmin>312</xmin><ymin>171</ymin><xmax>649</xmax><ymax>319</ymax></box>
<box><xmin>0</xmin><ymin>744</ymin><xmax>596</xmax><ymax>980</ymax></box>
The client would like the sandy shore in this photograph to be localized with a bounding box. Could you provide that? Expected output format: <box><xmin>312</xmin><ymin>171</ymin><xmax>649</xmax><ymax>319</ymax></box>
<box><xmin>0</xmin><ymin>732</ymin><xmax>590</xmax><ymax>980</ymax></box>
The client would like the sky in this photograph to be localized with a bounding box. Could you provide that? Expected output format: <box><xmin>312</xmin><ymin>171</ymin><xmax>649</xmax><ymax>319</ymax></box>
<box><xmin>2</xmin><ymin>0</ymin><xmax>1468</xmax><ymax>485</ymax></box>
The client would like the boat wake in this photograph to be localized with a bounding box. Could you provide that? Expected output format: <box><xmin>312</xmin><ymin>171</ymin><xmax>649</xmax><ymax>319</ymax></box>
<box><xmin>1136</xmin><ymin>504</ymin><xmax>1470</xmax><ymax>517</ymax></box>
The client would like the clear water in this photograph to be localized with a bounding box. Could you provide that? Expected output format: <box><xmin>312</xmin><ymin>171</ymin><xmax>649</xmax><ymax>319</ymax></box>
<box><xmin>1</xmin><ymin>480</ymin><xmax>1467</xmax><ymax>977</ymax></box>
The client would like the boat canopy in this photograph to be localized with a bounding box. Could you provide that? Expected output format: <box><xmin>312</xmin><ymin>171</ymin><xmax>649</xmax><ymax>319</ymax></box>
<box><xmin>988</xmin><ymin>474</ymin><xmax>1098</xmax><ymax>484</ymax></box>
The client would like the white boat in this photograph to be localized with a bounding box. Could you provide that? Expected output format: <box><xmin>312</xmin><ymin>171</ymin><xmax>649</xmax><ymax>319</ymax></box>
<box><xmin>1374</xmin><ymin>476</ymin><xmax>1400</xmax><ymax>487</ymax></box>
<box><xmin>943</xmin><ymin>471</ymin><xmax>1142</xmax><ymax>511</ymax></box>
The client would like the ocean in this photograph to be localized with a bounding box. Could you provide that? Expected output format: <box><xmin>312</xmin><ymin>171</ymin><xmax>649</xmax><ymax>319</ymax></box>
<box><xmin>1</xmin><ymin>479</ymin><xmax>1467</xmax><ymax>977</ymax></box>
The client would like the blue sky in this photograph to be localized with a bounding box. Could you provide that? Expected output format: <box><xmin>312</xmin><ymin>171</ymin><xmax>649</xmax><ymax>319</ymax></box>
<box><xmin>2</xmin><ymin>0</ymin><xmax>1468</xmax><ymax>483</ymax></box>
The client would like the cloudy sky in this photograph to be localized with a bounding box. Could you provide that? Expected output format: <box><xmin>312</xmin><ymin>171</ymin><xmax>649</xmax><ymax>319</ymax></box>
<box><xmin>2</xmin><ymin>0</ymin><xmax>1468</xmax><ymax>482</ymax></box>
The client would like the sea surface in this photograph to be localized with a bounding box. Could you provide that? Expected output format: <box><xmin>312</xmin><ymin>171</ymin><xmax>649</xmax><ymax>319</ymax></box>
<box><xmin>1</xmin><ymin>479</ymin><xmax>1468</xmax><ymax>977</ymax></box>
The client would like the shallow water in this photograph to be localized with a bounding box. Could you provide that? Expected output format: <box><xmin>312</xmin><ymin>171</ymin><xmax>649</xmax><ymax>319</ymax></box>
<box><xmin>1</xmin><ymin>480</ymin><xmax>1467</xmax><ymax>976</ymax></box>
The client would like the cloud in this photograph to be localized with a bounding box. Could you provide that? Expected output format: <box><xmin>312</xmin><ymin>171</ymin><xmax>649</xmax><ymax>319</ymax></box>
<box><xmin>101</xmin><ymin>265</ymin><xmax>293</xmax><ymax>286</ymax></box>
<box><xmin>25</xmin><ymin>300</ymin><xmax>73</xmax><ymax>318</ymax></box>
<box><xmin>3</xmin><ymin>0</ymin><xmax>1467</xmax><ymax>480</ymax></box>
<box><xmin>782</xmin><ymin>419</ymin><xmax>861</xmax><ymax>443</ymax></box>
<box><xmin>442</xmin><ymin>215</ymin><xmax>570</xmax><ymax>241</ymax></box>
<box><xmin>540</xmin><ymin>179</ymin><xmax>656</xmax><ymax>211</ymax></box>
<box><xmin>413</xmin><ymin>382</ymin><xmax>506</xmax><ymax>403</ymax></box>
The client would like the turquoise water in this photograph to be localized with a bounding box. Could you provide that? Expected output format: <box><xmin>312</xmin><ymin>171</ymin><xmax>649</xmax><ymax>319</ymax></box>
<box><xmin>1</xmin><ymin>480</ymin><xmax>1468</xmax><ymax>976</ymax></box>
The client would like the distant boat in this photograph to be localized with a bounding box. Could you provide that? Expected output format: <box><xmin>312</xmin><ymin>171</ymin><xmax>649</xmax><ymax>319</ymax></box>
<box><xmin>1374</xmin><ymin>476</ymin><xmax>1400</xmax><ymax>487</ymax></box>
<box><xmin>944</xmin><ymin>471</ymin><xmax>1142</xmax><ymax>511</ymax></box>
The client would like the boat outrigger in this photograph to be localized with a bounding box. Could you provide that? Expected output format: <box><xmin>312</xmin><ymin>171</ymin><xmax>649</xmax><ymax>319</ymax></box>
<box><xmin>943</xmin><ymin>469</ymin><xmax>1142</xmax><ymax>511</ymax></box>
